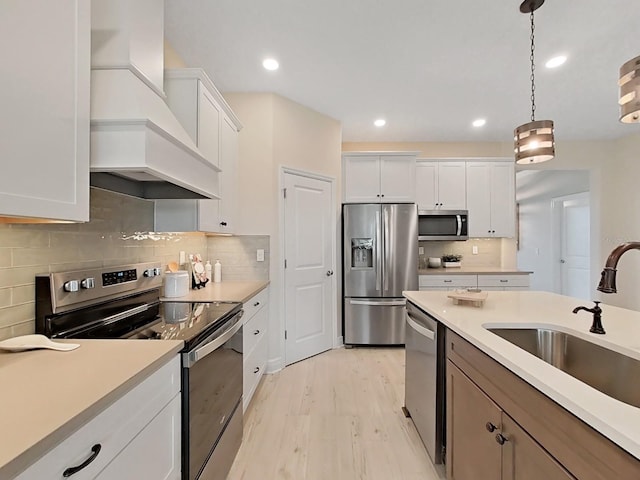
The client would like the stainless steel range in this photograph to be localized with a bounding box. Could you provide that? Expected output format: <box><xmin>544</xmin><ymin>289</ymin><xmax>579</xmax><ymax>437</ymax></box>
<box><xmin>35</xmin><ymin>262</ymin><xmax>243</xmax><ymax>480</ymax></box>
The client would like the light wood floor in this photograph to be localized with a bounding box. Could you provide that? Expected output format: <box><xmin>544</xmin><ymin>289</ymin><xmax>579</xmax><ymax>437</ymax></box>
<box><xmin>228</xmin><ymin>347</ymin><xmax>446</xmax><ymax>480</ymax></box>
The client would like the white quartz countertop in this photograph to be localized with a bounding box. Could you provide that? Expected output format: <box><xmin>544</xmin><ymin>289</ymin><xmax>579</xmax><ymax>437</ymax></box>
<box><xmin>403</xmin><ymin>290</ymin><xmax>640</xmax><ymax>460</ymax></box>
<box><xmin>418</xmin><ymin>267</ymin><xmax>532</xmax><ymax>275</ymax></box>
<box><xmin>0</xmin><ymin>339</ymin><xmax>183</xmax><ymax>479</ymax></box>
<box><xmin>160</xmin><ymin>281</ymin><xmax>269</xmax><ymax>304</ymax></box>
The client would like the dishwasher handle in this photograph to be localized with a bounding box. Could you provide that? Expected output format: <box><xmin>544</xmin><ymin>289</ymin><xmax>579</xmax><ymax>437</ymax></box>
<box><xmin>406</xmin><ymin>312</ymin><xmax>436</xmax><ymax>341</ymax></box>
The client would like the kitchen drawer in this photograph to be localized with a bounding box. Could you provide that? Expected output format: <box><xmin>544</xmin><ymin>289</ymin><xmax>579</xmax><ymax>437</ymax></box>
<box><xmin>419</xmin><ymin>275</ymin><xmax>478</xmax><ymax>288</ymax></box>
<box><xmin>243</xmin><ymin>305</ymin><xmax>268</xmax><ymax>359</ymax></box>
<box><xmin>477</xmin><ymin>274</ymin><xmax>530</xmax><ymax>288</ymax></box>
<box><xmin>243</xmin><ymin>333</ymin><xmax>268</xmax><ymax>412</ymax></box>
<box><xmin>242</xmin><ymin>288</ymin><xmax>269</xmax><ymax>324</ymax></box>
<box><xmin>16</xmin><ymin>356</ymin><xmax>180</xmax><ymax>480</ymax></box>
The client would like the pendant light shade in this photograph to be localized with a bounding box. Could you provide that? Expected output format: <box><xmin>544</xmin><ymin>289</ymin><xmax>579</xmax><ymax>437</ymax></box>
<box><xmin>619</xmin><ymin>55</ymin><xmax>640</xmax><ymax>123</ymax></box>
<box><xmin>514</xmin><ymin>0</ymin><xmax>555</xmax><ymax>164</ymax></box>
<box><xmin>514</xmin><ymin>120</ymin><xmax>555</xmax><ymax>164</ymax></box>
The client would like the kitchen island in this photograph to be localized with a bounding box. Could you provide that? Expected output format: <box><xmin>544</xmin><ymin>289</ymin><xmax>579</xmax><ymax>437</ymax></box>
<box><xmin>404</xmin><ymin>290</ymin><xmax>640</xmax><ymax>477</ymax></box>
<box><xmin>404</xmin><ymin>291</ymin><xmax>640</xmax><ymax>480</ymax></box>
<box><xmin>0</xmin><ymin>339</ymin><xmax>183</xmax><ymax>479</ymax></box>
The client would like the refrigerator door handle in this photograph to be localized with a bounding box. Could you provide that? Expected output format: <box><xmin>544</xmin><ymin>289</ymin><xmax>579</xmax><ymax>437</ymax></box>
<box><xmin>349</xmin><ymin>299</ymin><xmax>406</xmax><ymax>307</ymax></box>
<box><xmin>383</xmin><ymin>207</ymin><xmax>390</xmax><ymax>292</ymax></box>
<box><xmin>456</xmin><ymin>215</ymin><xmax>462</xmax><ymax>236</ymax></box>
<box><xmin>375</xmin><ymin>209</ymin><xmax>382</xmax><ymax>292</ymax></box>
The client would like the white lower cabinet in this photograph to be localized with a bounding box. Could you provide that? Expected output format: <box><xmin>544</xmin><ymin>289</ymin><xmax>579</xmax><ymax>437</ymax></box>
<box><xmin>16</xmin><ymin>357</ymin><xmax>181</xmax><ymax>480</ymax></box>
<box><xmin>419</xmin><ymin>274</ymin><xmax>530</xmax><ymax>291</ymax></box>
<box><xmin>243</xmin><ymin>288</ymin><xmax>269</xmax><ymax>412</ymax></box>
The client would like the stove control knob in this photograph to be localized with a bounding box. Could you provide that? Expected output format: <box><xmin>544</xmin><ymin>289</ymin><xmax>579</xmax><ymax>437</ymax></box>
<box><xmin>153</xmin><ymin>267</ymin><xmax>162</xmax><ymax>276</ymax></box>
<box><xmin>81</xmin><ymin>277</ymin><xmax>95</xmax><ymax>289</ymax></box>
<box><xmin>63</xmin><ymin>280</ymin><xmax>79</xmax><ymax>292</ymax></box>
<box><xmin>144</xmin><ymin>269</ymin><xmax>155</xmax><ymax>278</ymax></box>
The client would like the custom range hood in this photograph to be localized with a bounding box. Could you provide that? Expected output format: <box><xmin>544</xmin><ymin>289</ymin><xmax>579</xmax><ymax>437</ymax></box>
<box><xmin>89</xmin><ymin>0</ymin><xmax>220</xmax><ymax>199</ymax></box>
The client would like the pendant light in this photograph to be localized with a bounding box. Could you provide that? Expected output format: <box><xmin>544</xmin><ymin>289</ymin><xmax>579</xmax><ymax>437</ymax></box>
<box><xmin>619</xmin><ymin>55</ymin><xmax>640</xmax><ymax>123</ymax></box>
<box><xmin>514</xmin><ymin>0</ymin><xmax>555</xmax><ymax>164</ymax></box>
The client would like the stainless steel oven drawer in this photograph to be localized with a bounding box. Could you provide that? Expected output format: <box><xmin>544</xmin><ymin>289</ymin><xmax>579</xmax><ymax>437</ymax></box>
<box><xmin>198</xmin><ymin>402</ymin><xmax>243</xmax><ymax>480</ymax></box>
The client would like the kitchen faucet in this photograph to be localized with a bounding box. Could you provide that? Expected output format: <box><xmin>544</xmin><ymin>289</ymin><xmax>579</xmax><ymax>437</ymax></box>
<box><xmin>572</xmin><ymin>301</ymin><xmax>605</xmax><ymax>334</ymax></box>
<box><xmin>597</xmin><ymin>241</ymin><xmax>640</xmax><ymax>293</ymax></box>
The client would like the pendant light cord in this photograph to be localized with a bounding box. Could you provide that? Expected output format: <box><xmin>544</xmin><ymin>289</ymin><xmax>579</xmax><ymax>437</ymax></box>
<box><xmin>529</xmin><ymin>9</ymin><xmax>536</xmax><ymax>122</ymax></box>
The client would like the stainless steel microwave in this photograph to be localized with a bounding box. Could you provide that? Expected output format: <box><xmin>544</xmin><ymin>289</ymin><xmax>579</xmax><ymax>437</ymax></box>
<box><xmin>418</xmin><ymin>210</ymin><xmax>468</xmax><ymax>241</ymax></box>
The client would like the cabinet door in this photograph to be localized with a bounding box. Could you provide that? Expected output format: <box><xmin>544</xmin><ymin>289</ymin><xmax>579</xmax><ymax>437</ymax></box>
<box><xmin>0</xmin><ymin>0</ymin><xmax>90</xmax><ymax>221</ymax></box>
<box><xmin>466</xmin><ymin>162</ymin><xmax>492</xmax><ymax>237</ymax></box>
<box><xmin>95</xmin><ymin>395</ymin><xmax>181</xmax><ymax>480</ymax></box>
<box><xmin>447</xmin><ymin>361</ymin><xmax>502</xmax><ymax>480</ymax></box>
<box><xmin>197</xmin><ymin>83</ymin><xmax>221</xmax><ymax>168</ymax></box>
<box><xmin>438</xmin><ymin>162</ymin><xmax>467</xmax><ymax>209</ymax></box>
<box><xmin>343</xmin><ymin>155</ymin><xmax>381</xmax><ymax>203</ymax></box>
<box><xmin>490</xmin><ymin>163</ymin><xmax>516</xmax><ymax>237</ymax></box>
<box><xmin>380</xmin><ymin>155</ymin><xmax>416</xmax><ymax>202</ymax></box>
<box><xmin>501</xmin><ymin>414</ymin><xmax>576</xmax><ymax>480</ymax></box>
<box><xmin>416</xmin><ymin>162</ymin><xmax>438</xmax><ymax>210</ymax></box>
<box><xmin>218</xmin><ymin>115</ymin><xmax>238</xmax><ymax>233</ymax></box>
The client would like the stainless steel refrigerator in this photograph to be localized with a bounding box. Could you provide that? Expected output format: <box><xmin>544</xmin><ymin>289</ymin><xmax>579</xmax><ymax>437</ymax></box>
<box><xmin>343</xmin><ymin>203</ymin><xmax>418</xmax><ymax>345</ymax></box>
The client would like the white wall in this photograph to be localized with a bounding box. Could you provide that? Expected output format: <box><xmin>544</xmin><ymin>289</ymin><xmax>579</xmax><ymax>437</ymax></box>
<box><xmin>516</xmin><ymin>170</ymin><xmax>590</xmax><ymax>292</ymax></box>
<box><xmin>224</xmin><ymin>93</ymin><xmax>342</xmax><ymax>372</ymax></box>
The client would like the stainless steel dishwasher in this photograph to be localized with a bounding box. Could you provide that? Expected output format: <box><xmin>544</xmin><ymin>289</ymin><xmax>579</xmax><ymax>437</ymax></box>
<box><xmin>403</xmin><ymin>301</ymin><xmax>445</xmax><ymax>464</ymax></box>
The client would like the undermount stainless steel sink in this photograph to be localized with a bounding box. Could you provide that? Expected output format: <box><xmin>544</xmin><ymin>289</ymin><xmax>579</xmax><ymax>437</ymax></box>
<box><xmin>487</xmin><ymin>328</ymin><xmax>640</xmax><ymax>409</ymax></box>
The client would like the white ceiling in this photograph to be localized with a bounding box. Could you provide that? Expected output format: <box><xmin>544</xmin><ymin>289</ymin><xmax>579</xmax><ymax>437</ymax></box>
<box><xmin>164</xmin><ymin>0</ymin><xmax>640</xmax><ymax>143</ymax></box>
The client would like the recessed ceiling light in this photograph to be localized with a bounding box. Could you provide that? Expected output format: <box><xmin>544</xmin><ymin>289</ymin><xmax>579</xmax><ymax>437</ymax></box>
<box><xmin>545</xmin><ymin>55</ymin><xmax>567</xmax><ymax>69</ymax></box>
<box><xmin>374</xmin><ymin>119</ymin><xmax>386</xmax><ymax>127</ymax></box>
<box><xmin>472</xmin><ymin>118</ymin><xmax>486</xmax><ymax>127</ymax></box>
<box><xmin>262</xmin><ymin>58</ymin><xmax>279</xmax><ymax>71</ymax></box>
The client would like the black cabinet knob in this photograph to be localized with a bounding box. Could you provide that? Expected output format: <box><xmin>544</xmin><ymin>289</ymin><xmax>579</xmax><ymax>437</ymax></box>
<box><xmin>495</xmin><ymin>433</ymin><xmax>508</xmax><ymax>445</ymax></box>
<box><xmin>485</xmin><ymin>422</ymin><xmax>496</xmax><ymax>432</ymax></box>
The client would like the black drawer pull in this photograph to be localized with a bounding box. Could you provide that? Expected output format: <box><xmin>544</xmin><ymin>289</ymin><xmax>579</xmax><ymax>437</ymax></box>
<box><xmin>253</xmin><ymin>302</ymin><xmax>260</xmax><ymax>307</ymax></box>
<box><xmin>220</xmin><ymin>221</ymin><xmax>227</xmax><ymax>226</ymax></box>
<box><xmin>63</xmin><ymin>444</ymin><xmax>101</xmax><ymax>477</ymax></box>
<box><xmin>444</xmin><ymin>280</ymin><xmax>452</xmax><ymax>283</ymax></box>
<box><xmin>500</xmin><ymin>279</ymin><xmax>508</xmax><ymax>283</ymax></box>
<box><xmin>254</xmin><ymin>367</ymin><xmax>260</xmax><ymax>374</ymax></box>
<box><xmin>253</xmin><ymin>329</ymin><xmax>260</xmax><ymax>335</ymax></box>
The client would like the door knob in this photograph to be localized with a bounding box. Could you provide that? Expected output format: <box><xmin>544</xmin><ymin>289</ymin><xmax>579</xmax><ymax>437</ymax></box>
<box><xmin>560</xmin><ymin>259</ymin><xmax>566</xmax><ymax>264</ymax></box>
<box><xmin>326</xmin><ymin>270</ymin><xmax>334</xmax><ymax>276</ymax></box>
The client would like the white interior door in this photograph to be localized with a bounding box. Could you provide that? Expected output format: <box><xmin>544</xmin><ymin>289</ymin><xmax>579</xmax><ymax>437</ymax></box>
<box><xmin>555</xmin><ymin>193</ymin><xmax>591</xmax><ymax>299</ymax></box>
<box><xmin>284</xmin><ymin>172</ymin><xmax>335</xmax><ymax>365</ymax></box>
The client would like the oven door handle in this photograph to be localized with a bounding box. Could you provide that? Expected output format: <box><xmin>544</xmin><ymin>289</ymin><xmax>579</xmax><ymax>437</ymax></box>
<box><xmin>183</xmin><ymin>311</ymin><xmax>243</xmax><ymax>368</ymax></box>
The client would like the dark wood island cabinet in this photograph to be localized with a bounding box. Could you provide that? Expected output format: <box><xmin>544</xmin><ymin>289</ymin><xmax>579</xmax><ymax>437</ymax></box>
<box><xmin>446</xmin><ymin>330</ymin><xmax>640</xmax><ymax>480</ymax></box>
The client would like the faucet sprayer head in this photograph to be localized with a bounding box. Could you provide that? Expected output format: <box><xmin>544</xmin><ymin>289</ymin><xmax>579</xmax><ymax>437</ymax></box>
<box><xmin>597</xmin><ymin>267</ymin><xmax>617</xmax><ymax>294</ymax></box>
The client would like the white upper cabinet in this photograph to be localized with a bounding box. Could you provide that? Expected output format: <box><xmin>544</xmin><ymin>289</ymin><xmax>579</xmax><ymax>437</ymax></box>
<box><xmin>415</xmin><ymin>160</ymin><xmax>466</xmax><ymax>210</ymax></box>
<box><xmin>343</xmin><ymin>153</ymin><xmax>417</xmax><ymax>203</ymax></box>
<box><xmin>155</xmin><ymin>69</ymin><xmax>242</xmax><ymax>233</ymax></box>
<box><xmin>466</xmin><ymin>160</ymin><xmax>515</xmax><ymax>237</ymax></box>
<box><xmin>0</xmin><ymin>0</ymin><xmax>90</xmax><ymax>221</ymax></box>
